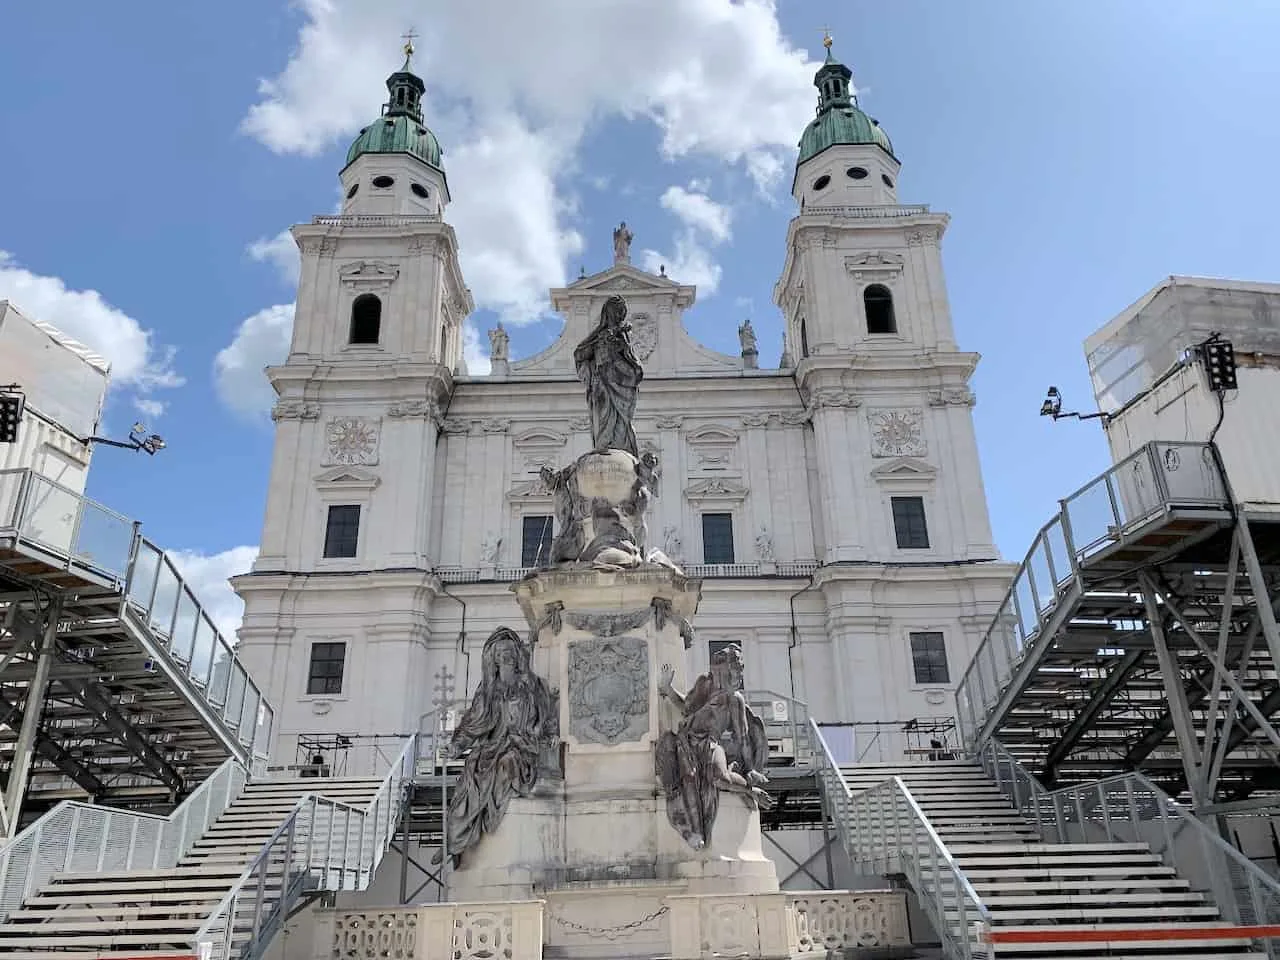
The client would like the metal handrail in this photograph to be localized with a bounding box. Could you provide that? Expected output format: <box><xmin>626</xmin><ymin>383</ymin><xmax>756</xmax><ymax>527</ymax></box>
<box><xmin>0</xmin><ymin>756</ymin><xmax>247</xmax><ymax>918</ymax></box>
<box><xmin>978</xmin><ymin>738</ymin><xmax>1280</xmax><ymax>940</ymax></box>
<box><xmin>955</xmin><ymin>441</ymin><xmax>1230</xmax><ymax>750</ymax></box>
<box><xmin>191</xmin><ymin>735</ymin><xmax>418</xmax><ymax>960</ymax></box>
<box><xmin>0</xmin><ymin>467</ymin><xmax>275</xmax><ymax>763</ymax></box>
<box><xmin>810</xmin><ymin>720</ymin><xmax>990</xmax><ymax>959</ymax></box>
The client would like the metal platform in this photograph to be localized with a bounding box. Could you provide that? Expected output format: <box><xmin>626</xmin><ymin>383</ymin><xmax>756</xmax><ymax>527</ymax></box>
<box><xmin>0</xmin><ymin>468</ymin><xmax>273</xmax><ymax>836</ymax></box>
<box><xmin>956</xmin><ymin>441</ymin><xmax>1280</xmax><ymax>807</ymax></box>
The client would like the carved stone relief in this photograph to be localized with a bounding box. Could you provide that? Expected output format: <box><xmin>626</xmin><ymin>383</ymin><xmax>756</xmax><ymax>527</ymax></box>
<box><xmin>684</xmin><ymin>477</ymin><xmax>749</xmax><ymax>503</ymax></box>
<box><xmin>480</xmin><ymin>418</ymin><xmax>510</xmax><ymax>434</ymax></box>
<box><xmin>334</xmin><ymin>910</ymin><xmax>418</xmax><ymax>960</ymax></box>
<box><xmin>568</xmin><ymin>416</ymin><xmax>592</xmax><ymax>433</ymax></box>
<box><xmin>324</xmin><ymin>417</ymin><xmax>381</xmax><ymax>465</ymax></box>
<box><xmin>386</xmin><ymin>399</ymin><xmax>439</xmax><ymax>421</ymax></box>
<box><xmin>869</xmin><ymin>409</ymin><xmax>925</xmax><ymax>458</ymax></box>
<box><xmin>630</xmin><ymin>313</ymin><xmax>658</xmax><ymax>360</ymax></box>
<box><xmin>339</xmin><ymin>260</ymin><xmax>399</xmax><ymax>289</ymax></box>
<box><xmin>271</xmin><ymin>400</ymin><xmax>319</xmax><ymax>422</ymax></box>
<box><xmin>568</xmin><ymin>636</ymin><xmax>649</xmax><ymax>745</ymax></box>
<box><xmin>564</xmin><ymin>608</ymin><xmax>651</xmax><ymax>637</ymax></box>
<box><xmin>807</xmin><ymin>388</ymin><xmax>861</xmax><ymax>412</ymax></box>
<box><xmin>928</xmin><ymin>387</ymin><xmax>976</xmax><ymax>407</ymax></box>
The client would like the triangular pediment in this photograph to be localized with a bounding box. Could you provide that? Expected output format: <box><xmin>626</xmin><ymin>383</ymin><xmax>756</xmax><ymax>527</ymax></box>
<box><xmin>314</xmin><ymin>464</ymin><xmax>381</xmax><ymax>488</ymax></box>
<box><xmin>869</xmin><ymin>457</ymin><xmax>937</xmax><ymax>482</ymax></box>
<box><xmin>684</xmin><ymin>476</ymin><xmax>749</xmax><ymax>502</ymax></box>
<box><xmin>570</xmin><ymin>263</ymin><xmax>679</xmax><ymax>293</ymax></box>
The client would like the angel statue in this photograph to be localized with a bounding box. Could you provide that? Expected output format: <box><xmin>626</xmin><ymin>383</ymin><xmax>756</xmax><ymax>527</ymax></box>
<box><xmin>655</xmin><ymin>643</ymin><xmax>773</xmax><ymax>850</ymax></box>
<box><xmin>433</xmin><ymin>627</ymin><xmax>558</xmax><ymax>868</ymax></box>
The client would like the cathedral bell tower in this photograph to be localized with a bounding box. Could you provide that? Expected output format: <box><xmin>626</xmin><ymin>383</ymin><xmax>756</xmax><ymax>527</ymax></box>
<box><xmin>233</xmin><ymin>40</ymin><xmax>474</xmax><ymax>757</ymax></box>
<box><xmin>773</xmin><ymin>33</ymin><xmax>998</xmax><ymax>565</ymax></box>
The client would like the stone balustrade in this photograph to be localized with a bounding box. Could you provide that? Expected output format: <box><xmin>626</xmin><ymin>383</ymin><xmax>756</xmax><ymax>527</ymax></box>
<box><xmin>315</xmin><ymin>891</ymin><xmax>907</xmax><ymax>960</ymax></box>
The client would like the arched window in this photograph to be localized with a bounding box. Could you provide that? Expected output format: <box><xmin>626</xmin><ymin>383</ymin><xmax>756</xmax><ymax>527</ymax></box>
<box><xmin>800</xmin><ymin>318</ymin><xmax>810</xmax><ymax>359</ymax></box>
<box><xmin>349</xmin><ymin>294</ymin><xmax>382</xmax><ymax>344</ymax></box>
<box><xmin>864</xmin><ymin>284</ymin><xmax>896</xmax><ymax>335</ymax></box>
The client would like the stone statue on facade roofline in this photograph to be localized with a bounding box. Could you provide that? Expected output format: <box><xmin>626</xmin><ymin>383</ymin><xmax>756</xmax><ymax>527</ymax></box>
<box><xmin>573</xmin><ymin>294</ymin><xmax>644</xmax><ymax>457</ymax></box>
<box><xmin>488</xmin><ymin>321</ymin><xmax>509</xmax><ymax>361</ymax></box>
<box><xmin>613</xmin><ymin>220</ymin><xmax>634</xmax><ymax>263</ymax></box>
<box><xmin>655</xmin><ymin>643</ymin><xmax>773</xmax><ymax>850</ymax></box>
<box><xmin>433</xmin><ymin>626</ymin><xmax>558</xmax><ymax>868</ymax></box>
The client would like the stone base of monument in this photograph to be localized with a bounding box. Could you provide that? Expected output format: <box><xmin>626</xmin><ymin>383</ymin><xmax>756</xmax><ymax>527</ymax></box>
<box><xmin>311</xmin><ymin>891</ymin><xmax>912</xmax><ymax>960</ymax></box>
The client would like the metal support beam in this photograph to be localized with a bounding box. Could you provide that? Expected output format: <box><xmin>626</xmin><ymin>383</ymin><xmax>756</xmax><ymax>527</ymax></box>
<box><xmin>2</xmin><ymin>598</ymin><xmax>60</xmax><ymax>838</ymax></box>
<box><xmin>64</xmin><ymin>680</ymin><xmax>183</xmax><ymax>792</ymax></box>
<box><xmin>1235</xmin><ymin>513</ymin><xmax>1280</xmax><ymax>675</ymax></box>
<box><xmin>0</xmin><ymin>694</ymin><xmax>102</xmax><ymax>797</ymax></box>
<box><xmin>1044</xmin><ymin>648</ymin><xmax>1145</xmax><ymax>783</ymax></box>
<box><xmin>1139</xmin><ymin>572</ymin><xmax>1211</xmax><ymax>808</ymax></box>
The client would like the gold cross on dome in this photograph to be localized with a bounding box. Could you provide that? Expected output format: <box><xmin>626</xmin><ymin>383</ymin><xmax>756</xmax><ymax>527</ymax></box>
<box><xmin>402</xmin><ymin>28</ymin><xmax>418</xmax><ymax>63</ymax></box>
<box><xmin>820</xmin><ymin>26</ymin><xmax>833</xmax><ymax>48</ymax></box>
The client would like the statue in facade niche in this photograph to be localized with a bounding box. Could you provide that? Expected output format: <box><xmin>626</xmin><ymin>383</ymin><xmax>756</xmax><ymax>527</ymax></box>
<box><xmin>434</xmin><ymin>627</ymin><xmax>558</xmax><ymax>868</ymax></box>
<box><xmin>573</xmin><ymin>295</ymin><xmax>644</xmax><ymax>457</ymax></box>
<box><xmin>655</xmin><ymin>643</ymin><xmax>773</xmax><ymax>850</ymax></box>
<box><xmin>488</xmin><ymin>322</ymin><xmax>509</xmax><ymax>361</ymax></box>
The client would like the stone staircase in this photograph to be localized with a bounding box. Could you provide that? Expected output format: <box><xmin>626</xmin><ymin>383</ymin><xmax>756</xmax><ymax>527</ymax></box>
<box><xmin>0</xmin><ymin>777</ymin><xmax>382</xmax><ymax>960</ymax></box>
<box><xmin>841</xmin><ymin>760</ymin><xmax>1267</xmax><ymax>959</ymax></box>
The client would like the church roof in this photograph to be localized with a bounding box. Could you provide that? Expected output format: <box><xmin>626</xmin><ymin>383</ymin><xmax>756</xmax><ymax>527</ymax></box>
<box><xmin>344</xmin><ymin>44</ymin><xmax>444</xmax><ymax>172</ymax></box>
<box><xmin>796</xmin><ymin>37</ymin><xmax>894</xmax><ymax>166</ymax></box>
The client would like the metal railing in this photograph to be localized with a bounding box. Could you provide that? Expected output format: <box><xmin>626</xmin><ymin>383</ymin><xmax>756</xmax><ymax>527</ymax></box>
<box><xmin>0</xmin><ymin>756</ymin><xmax>246</xmax><ymax>919</ymax></box>
<box><xmin>955</xmin><ymin>441</ymin><xmax>1229</xmax><ymax>749</ymax></box>
<box><xmin>978</xmin><ymin>738</ymin><xmax>1280</xmax><ymax>955</ymax></box>
<box><xmin>810</xmin><ymin>721</ymin><xmax>991</xmax><ymax>959</ymax></box>
<box><xmin>193</xmin><ymin>735</ymin><xmax>418</xmax><ymax>960</ymax></box>
<box><xmin>0</xmin><ymin>468</ymin><xmax>274</xmax><ymax>762</ymax></box>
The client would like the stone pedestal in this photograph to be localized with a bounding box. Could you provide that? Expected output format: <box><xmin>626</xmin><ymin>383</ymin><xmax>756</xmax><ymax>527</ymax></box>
<box><xmin>446</xmin><ymin>564</ymin><xmax>778</xmax><ymax>945</ymax></box>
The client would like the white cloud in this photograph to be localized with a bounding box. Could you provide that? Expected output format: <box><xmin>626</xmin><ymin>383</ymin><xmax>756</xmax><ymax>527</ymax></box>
<box><xmin>238</xmin><ymin>0</ymin><xmax>818</xmax><ymax>319</ymax></box>
<box><xmin>462</xmin><ymin>323</ymin><xmax>491</xmax><ymax>376</ymax></box>
<box><xmin>214</xmin><ymin>303</ymin><xmax>294</xmax><ymax>419</ymax></box>
<box><xmin>641</xmin><ymin>237</ymin><xmax>722</xmax><ymax>296</ymax></box>
<box><xmin>660</xmin><ymin>185</ymin><xmax>733</xmax><ymax>243</ymax></box>
<box><xmin>0</xmin><ymin>250</ymin><xmax>183</xmax><ymax>411</ymax></box>
<box><xmin>134</xmin><ymin>398</ymin><xmax>165</xmax><ymax>420</ymax></box>
<box><xmin>446</xmin><ymin>114</ymin><xmax>584</xmax><ymax>322</ymax></box>
<box><xmin>248</xmin><ymin>229</ymin><xmax>300</xmax><ymax>286</ymax></box>
<box><xmin>167</xmin><ymin>545</ymin><xmax>259</xmax><ymax>640</ymax></box>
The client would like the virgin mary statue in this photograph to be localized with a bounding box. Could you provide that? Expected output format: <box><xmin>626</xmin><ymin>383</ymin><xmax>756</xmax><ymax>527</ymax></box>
<box><xmin>573</xmin><ymin>295</ymin><xmax>644</xmax><ymax>457</ymax></box>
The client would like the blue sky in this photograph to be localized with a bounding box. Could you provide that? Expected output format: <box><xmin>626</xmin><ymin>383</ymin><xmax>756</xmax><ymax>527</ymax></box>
<box><xmin>2</xmin><ymin>0</ymin><xmax>1279</xmax><ymax>632</ymax></box>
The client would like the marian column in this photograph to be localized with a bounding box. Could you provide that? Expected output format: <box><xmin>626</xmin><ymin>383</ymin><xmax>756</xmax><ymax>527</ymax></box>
<box><xmin>441</xmin><ymin>293</ymin><xmax>780</xmax><ymax>958</ymax></box>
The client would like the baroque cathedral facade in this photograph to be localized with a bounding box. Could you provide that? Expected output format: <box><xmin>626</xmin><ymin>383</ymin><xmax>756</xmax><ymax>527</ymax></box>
<box><xmin>233</xmin><ymin>41</ymin><xmax>1016</xmax><ymax>766</ymax></box>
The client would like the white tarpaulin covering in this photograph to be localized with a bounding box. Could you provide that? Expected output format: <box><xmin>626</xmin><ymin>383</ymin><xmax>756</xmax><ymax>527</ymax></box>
<box><xmin>0</xmin><ymin>300</ymin><xmax>110</xmax><ymax>439</ymax></box>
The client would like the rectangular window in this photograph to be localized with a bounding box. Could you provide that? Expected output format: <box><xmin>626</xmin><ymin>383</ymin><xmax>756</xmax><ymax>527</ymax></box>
<box><xmin>702</xmin><ymin>513</ymin><xmax>735</xmax><ymax>564</ymax></box>
<box><xmin>307</xmin><ymin>641</ymin><xmax>346</xmax><ymax>695</ymax></box>
<box><xmin>322</xmin><ymin>505</ymin><xmax>361</xmax><ymax>559</ymax></box>
<box><xmin>521</xmin><ymin>515</ymin><xmax>554</xmax><ymax>568</ymax></box>
<box><xmin>891</xmin><ymin>496</ymin><xmax>930</xmax><ymax>549</ymax></box>
<box><xmin>910</xmin><ymin>632</ymin><xmax>949</xmax><ymax>685</ymax></box>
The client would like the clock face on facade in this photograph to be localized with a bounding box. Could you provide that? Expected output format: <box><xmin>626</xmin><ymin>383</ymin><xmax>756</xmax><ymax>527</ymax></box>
<box><xmin>327</xmin><ymin>417</ymin><xmax>379</xmax><ymax>464</ymax></box>
<box><xmin>871</xmin><ymin>410</ymin><xmax>925</xmax><ymax>457</ymax></box>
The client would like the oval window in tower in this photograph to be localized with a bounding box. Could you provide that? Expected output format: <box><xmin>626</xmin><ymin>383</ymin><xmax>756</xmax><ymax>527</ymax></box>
<box><xmin>881</xmin><ymin>174</ymin><xmax>894</xmax><ymax>188</ymax></box>
<box><xmin>813</xmin><ymin>174</ymin><xmax>831</xmax><ymax>191</ymax></box>
<box><xmin>372</xmin><ymin>175</ymin><xmax>395</xmax><ymax>189</ymax></box>
<box><xmin>346</xmin><ymin>182</ymin><xmax>359</xmax><ymax>199</ymax></box>
<box><xmin>846</xmin><ymin>166</ymin><xmax>868</xmax><ymax>180</ymax></box>
<box><xmin>411</xmin><ymin>182</ymin><xmax>429</xmax><ymax>199</ymax></box>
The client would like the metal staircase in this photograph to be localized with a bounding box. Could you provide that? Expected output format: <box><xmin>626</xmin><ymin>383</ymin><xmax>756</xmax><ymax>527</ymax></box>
<box><xmin>813</xmin><ymin>721</ymin><xmax>1280</xmax><ymax>959</ymax></box>
<box><xmin>952</xmin><ymin>441</ymin><xmax>1280</xmax><ymax>805</ymax></box>
<box><xmin>0</xmin><ymin>467</ymin><xmax>274</xmax><ymax>831</ymax></box>
<box><xmin>0</xmin><ymin>735</ymin><xmax>416</xmax><ymax>960</ymax></box>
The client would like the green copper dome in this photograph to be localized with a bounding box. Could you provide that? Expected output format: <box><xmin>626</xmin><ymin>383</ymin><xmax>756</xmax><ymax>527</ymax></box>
<box><xmin>344</xmin><ymin>54</ymin><xmax>444</xmax><ymax>172</ymax></box>
<box><xmin>796</xmin><ymin>43</ymin><xmax>893</xmax><ymax>166</ymax></box>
